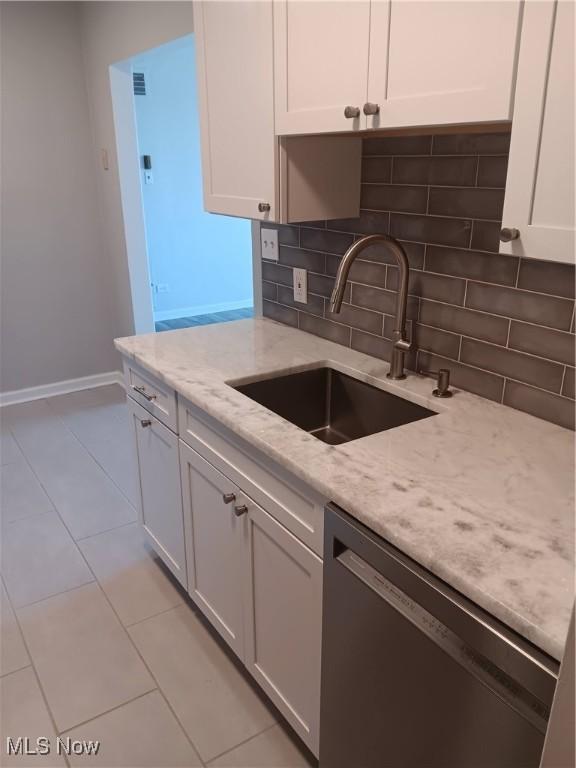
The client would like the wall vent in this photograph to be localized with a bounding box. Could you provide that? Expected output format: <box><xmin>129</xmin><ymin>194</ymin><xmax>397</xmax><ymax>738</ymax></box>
<box><xmin>133</xmin><ymin>72</ymin><xmax>146</xmax><ymax>96</ymax></box>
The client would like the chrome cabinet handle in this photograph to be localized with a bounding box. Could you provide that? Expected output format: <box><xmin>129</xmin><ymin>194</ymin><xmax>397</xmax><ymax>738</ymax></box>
<box><xmin>344</xmin><ymin>106</ymin><xmax>360</xmax><ymax>118</ymax></box>
<box><xmin>222</xmin><ymin>493</ymin><xmax>236</xmax><ymax>505</ymax></box>
<box><xmin>133</xmin><ymin>385</ymin><xmax>157</xmax><ymax>402</ymax></box>
<box><xmin>258</xmin><ymin>202</ymin><xmax>270</xmax><ymax>213</ymax></box>
<box><xmin>140</xmin><ymin>419</ymin><xmax>152</xmax><ymax>427</ymax></box>
<box><xmin>500</xmin><ymin>227</ymin><xmax>519</xmax><ymax>242</ymax></box>
<box><xmin>363</xmin><ymin>102</ymin><xmax>380</xmax><ymax>115</ymax></box>
<box><xmin>233</xmin><ymin>504</ymin><xmax>248</xmax><ymax>517</ymax></box>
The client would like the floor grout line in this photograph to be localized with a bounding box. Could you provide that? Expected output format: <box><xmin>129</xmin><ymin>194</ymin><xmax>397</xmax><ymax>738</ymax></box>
<box><xmin>1</xmin><ymin>572</ymin><xmax>72</xmax><ymax>768</ymax></box>
<box><xmin>57</xmin><ymin>688</ymin><xmax>160</xmax><ymax>736</ymax></box>
<box><xmin>123</xmin><ymin>601</ymin><xmax>185</xmax><ymax>630</ymax></box>
<box><xmin>1</xmin><ymin>506</ymin><xmax>55</xmax><ymax>526</ymax></box>
<box><xmin>0</xmin><ymin>663</ymin><xmax>33</xmax><ymax>681</ymax></box>
<box><xmin>9</xmin><ymin>578</ymin><xmax>97</xmax><ymax>612</ymax></box>
<box><xmin>43</xmin><ymin>391</ymin><xmax>139</xmax><ymax>512</ymax></box>
<box><xmin>205</xmin><ymin>722</ymin><xmax>279</xmax><ymax>765</ymax></box>
<box><xmin>74</xmin><ymin>517</ymin><xmax>138</xmax><ymax>543</ymax></box>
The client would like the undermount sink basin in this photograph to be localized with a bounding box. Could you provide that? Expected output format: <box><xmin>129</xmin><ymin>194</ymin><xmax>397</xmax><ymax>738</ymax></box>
<box><xmin>233</xmin><ymin>367</ymin><xmax>435</xmax><ymax>445</ymax></box>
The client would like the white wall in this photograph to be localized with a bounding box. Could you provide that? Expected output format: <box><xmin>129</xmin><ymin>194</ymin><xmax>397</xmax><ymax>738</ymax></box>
<box><xmin>133</xmin><ymin>35</ymin><xmax>253</xmax><ymax>320</ymax></box>
<box><xmin>0</xmin><ymin>2</ymin><xmax>118</xmax><ymax>393</ymax></box>
<box><xmin>80</xmin><ymin>1</ymin><xmax>195</xmax><ymax>338</ymax></box>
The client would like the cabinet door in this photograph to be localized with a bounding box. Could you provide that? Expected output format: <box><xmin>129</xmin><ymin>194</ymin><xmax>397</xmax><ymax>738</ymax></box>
<box><xmin>128</xmin><ymin>399</ymin><xmax>187</xmax><ymax>588</ymax></box>
<box><xmin>243</xmin><ymin>499</ymin><xmax>323</xmax><ymax>756</ymax></box>
<box><xmin>501</xmin><ymin>0</ymin><xmax>575</xmax><ymax>264</ymax></box>
<box><xmin>273</xmin><ymin>0</ymin><xmax>371</xmax><ymax>135</ymax></box>
<box><xmin>180</xmin><ymin>440</ymin><xmax>245</xmax><ymax>658</ymax></box>
<box><xmin>366</xmin><ymin>0</ymin><xmax>522</xmax><ymax>129</ymax></box>
<box><xmin>194</xmin><ymin>1</ymin><xmax>277</xmax><ymax>220</ymax></box>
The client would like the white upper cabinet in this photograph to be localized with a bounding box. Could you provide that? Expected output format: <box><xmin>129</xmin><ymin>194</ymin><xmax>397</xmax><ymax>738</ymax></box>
<box><xmin>194</xmin><ymin>1</ymin><xmax>277</xmax><ymax>220</ymax></box>
<box><xmin>194</xmin><ymin>1</ymin><xmax>361</xmax><ymax>223</ymax></box>
<box><xmin>273</xmin><ymin>0</ymin><xmax>371</xmax><ymax>134</ymax></box>
<box><xmin>500</xmin><ymin>0</ymin><xmax>575</xmax><ymax>264</ymax></box>
<box><xmin>274</xmin><ymin>0</ymin><xmax>522</xmax><ymax>135</ymax></box>
<box><xmin>366</xmin><ymin>0</ymin><xmax>522</xmax><ymax>129</ymax></box>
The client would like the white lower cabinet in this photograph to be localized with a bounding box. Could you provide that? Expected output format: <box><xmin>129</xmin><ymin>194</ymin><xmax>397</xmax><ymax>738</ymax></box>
<box><xmin>127</xmin><ymin>398</ymin><xmax>187</xmax><ymax>588</ymax></box>
<box><xmin>179</xmin><ymin>440</ymin><xmax>246</xmax><ymax>659</ymax></box>
<box><xmin>244</xmin><ymin>500</ymin><xmax>322</xmax><ymax>755</ymax></box>
<box><xmin>179</xmin><ymin>438</ymin><xmax>322</xmax><ymax>756</ymax></box>
<box><xmin>126</xmin><ymin>370</ymin><xmax>322</xmax><ymax>758</ymax></box>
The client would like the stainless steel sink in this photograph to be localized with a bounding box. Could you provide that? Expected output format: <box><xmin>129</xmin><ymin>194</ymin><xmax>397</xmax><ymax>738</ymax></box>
<box><xmin>233</xmin><ymin>367</ymin><xmax>435</xmax><ymax>445</ymax></box>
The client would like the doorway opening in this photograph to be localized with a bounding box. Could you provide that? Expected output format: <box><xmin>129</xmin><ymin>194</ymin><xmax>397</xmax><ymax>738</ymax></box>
<box><xmin>110</xmin><ymin>35</ymin><xmax>255</xmax><ymax>334</ymax></box>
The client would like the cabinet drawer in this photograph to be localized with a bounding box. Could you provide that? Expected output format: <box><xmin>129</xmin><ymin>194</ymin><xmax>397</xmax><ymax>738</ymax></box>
<box><xmin>123</xmin><ymin>360</ymin><xmax>178</xmax><ymax>432</ymax></box>
<box><xmin>179</xmin><ymin>398</ymin><xmax>325</xmax><ymax>557</ymax></box>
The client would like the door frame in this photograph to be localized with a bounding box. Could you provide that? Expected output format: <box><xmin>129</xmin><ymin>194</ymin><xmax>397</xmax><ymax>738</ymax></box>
<box><xmin>110</xmin><ymin>60</ymin><xmax>155</xmax><ymax>334</ymax></box>
<box><xmin>110</xmin><ymin>57</ymin><xmax>262</xmax><ymax>336</ymax></box>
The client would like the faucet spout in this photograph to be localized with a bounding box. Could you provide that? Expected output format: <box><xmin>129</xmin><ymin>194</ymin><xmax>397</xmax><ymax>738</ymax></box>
<box><xmin>329</xmin><ymin>233</ymin><xmax>411</xmax><ymax>379</ymax></box>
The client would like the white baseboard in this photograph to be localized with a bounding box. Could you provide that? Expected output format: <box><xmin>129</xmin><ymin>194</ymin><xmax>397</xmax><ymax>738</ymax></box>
<box><xmin>154</xmin><ymin>299</ymin><xmax>253</xmax><ymax>323</ymax></box>
<box><xmin>0</xmin><ymin>371</ymin><xmax>124</xmax><ymax>408</ymax></box>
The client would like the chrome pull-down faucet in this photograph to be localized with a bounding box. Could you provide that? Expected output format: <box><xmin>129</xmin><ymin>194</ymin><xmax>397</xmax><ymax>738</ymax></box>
<box><xmin>329</xmin><ymin>233</ymin><xmax>411</xmax><ymax>380</ymax></box>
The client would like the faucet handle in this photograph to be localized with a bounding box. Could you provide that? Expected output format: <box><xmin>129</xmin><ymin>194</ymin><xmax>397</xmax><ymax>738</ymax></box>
<box><xmin>419</xmin><ymin>367</ymin><xmax>453</xmax><ymax>398</ymax></box>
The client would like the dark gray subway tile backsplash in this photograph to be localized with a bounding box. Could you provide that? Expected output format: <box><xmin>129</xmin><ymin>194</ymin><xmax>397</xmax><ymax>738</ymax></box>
<box><xmin>563</xmin><ymin>368</ymin><xmax>575</xmax><ymax>400</ymax></box>
<box><xmin>392</xmin><ymin>155</ymin><xmax>478</xmax><ymax>187</ymax></box>
<box><xmin>424</xmin><ymin>246</ymin><xmax>518</xmax><ymax>285</ymax></box>
<box><xmin>508</xmin><ymin>323</ymin><xmax>575</xmax><ymax>367</ymax></box>
<box><xmin>261</xmin><ymin>132</ymin><xmax>576</xmax><ymax>430</ymax></box>
<box><xmin>465</xmin><ymin>282</ymin><xmax>573</xmax><ymax>330</ymax></box>
<box><xmin>470</xmin><ymin>220</ymin><xmax>502</xmax><ymax>252</ymax></box>
<box><xmin>503</xmin><ymin>381</ymin><xmax>575</xmax><ymax>432</ymax></box>
<box><xmin>431</xmin><ymin>132</ymin><xmax>511</xmax><ymax>155</ymax></box>
<box><xmin>517</xmin><ymin>259</ymin><xmax>576</xmax><ymax>300</ymax></box>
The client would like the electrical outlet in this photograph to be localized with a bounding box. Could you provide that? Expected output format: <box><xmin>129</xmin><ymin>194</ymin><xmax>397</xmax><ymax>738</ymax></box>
<box><xmin>144</xmin><ymin>171</ymin><xmax>154</xmax><ymax>185</ymax></box>
<box><xmin>293</xmin><ymin>268</ymin><xmax>307</xmax><ymax>303</ymax></box>
<box><xmin>260</xmin><ymin>228</ymin><xmax>279</xmax><ymax>261</ymax></box>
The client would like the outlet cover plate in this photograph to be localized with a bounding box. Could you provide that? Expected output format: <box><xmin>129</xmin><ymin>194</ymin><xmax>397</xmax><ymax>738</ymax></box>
<box><xmin>293</xmin><ymin>268</ymin><xmax>307</xmax><ymax>303</ymax></box>
<box><xmin>261</xmin><ymin>228</ymin><xmax>279</xmax><ymax>261</ymax></box>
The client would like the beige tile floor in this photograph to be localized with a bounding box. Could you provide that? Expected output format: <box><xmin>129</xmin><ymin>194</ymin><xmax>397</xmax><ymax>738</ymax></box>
<box><xmin>0</xmin><ymin>385</ymin><xmax>315</xmax><ymax>768</ymax></box>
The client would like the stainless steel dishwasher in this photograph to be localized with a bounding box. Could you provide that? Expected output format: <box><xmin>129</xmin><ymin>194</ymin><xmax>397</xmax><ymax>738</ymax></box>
<box><xmin>320</xmin><ymin>504</ymin><xmax>559</xmax><ymax>768</ymax></box>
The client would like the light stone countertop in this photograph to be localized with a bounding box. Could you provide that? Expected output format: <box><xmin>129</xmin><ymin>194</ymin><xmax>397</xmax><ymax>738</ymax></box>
<box><xmin>115</xmin><ymin>318</ymin><xmax>574</xmax><ymax>661</ymax></box>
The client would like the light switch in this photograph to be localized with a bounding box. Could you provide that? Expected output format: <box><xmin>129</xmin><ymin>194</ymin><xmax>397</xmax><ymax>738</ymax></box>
<box><xmin>261</xmin><ymin>228</ymin><xmax>279</xmax><ymax>261</ymax></box>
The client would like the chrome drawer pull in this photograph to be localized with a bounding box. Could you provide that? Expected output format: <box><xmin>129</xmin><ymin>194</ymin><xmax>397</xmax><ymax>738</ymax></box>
<box><xmin>222</xmin><ymin>493</ymin><xmax>236</xmax><ymax>505</ymax></box>
<box><xmin>133</xmin><ymin>385</ymin><xmax>157</xmax><ymax>402</ymax></box>
<box><xmin>140</xmin><ymin>419</ymin><xmax>152</xmax><ymax>427</ymax></box>
<box><xmin>233</xmin><ymin>505</ymin><xmax>248</xmax><ymax>517</ymax></box>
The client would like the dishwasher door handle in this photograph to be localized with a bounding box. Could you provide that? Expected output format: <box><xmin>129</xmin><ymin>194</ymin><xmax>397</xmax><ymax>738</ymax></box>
<box><xmin>336</xmin><ymin>547</ymin><xmax>549</xmax><ymax>733</ymax></box>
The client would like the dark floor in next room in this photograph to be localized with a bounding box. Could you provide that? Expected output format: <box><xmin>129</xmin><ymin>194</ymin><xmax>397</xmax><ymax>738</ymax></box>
<box><xmin>155</xmin><ymin>307</ymin><xmax>254</xmax><ymax>332</ymax></box>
